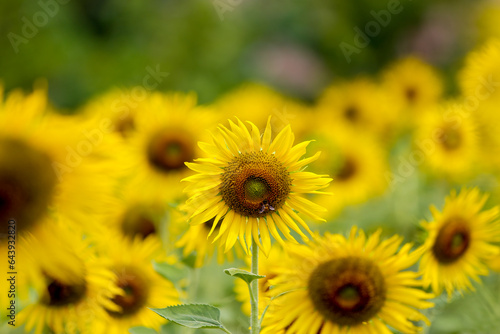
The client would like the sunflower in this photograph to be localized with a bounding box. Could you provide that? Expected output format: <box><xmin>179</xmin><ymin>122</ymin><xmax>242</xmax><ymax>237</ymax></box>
<box><xmin>99</xmin><ymin>181</ymin><xmax>183</xmax><ymax>254</ymax></box>
<box><xmin>126</xmin><ymin>92</ymin><xmax>218</xmax><ymax>204</ymax></box>
<box><xmin>261</xmin><ymin>227</ymin><xmax>434</xmax><ymax>334</ymax></box>
<box><xmin>419</xmin><ymin>188</ymin><xmax>500</xmax><ymax>297</ymax></box>
<box><xmin>315</xmin><ymin>77</ymin><xmax>400</xmax><ymax>140</ymax></box>
<box><xmin>414</xmin><ymin>102</ymin><xmax>479</xmax><ymax>180</ymax></box>
<box><xmin>17</xmin><ymin>220</ymin><xmax>122</xmax><ymax>334</ymax></box>
<box><xmin>96</xmin><ymin>236</ymin><xmax>180</xmax><ymax>334</ymax></box>
<box><xmin>77</xmin><ymin>88</ymin><xmax>141</xmax><ymax>139</ymax></box>
<box><xmin>234</xmin><ymin>245</ymin><xmax>284</xmax><ymax>315</ymax></box>
<box><xmin>0</xmin><ymin>84</ymin><xmax>122</xmax><ymax>238</ymax></box>
<box><xmin>183</xmin><ymin>117</ymin><xmax>332</xmax><ymax>255</ymax></box>
<box><xmin>476</xmin><ymin>4</ymin><xmax>500</xmax><ymax>41</ymax></box>
<box><xmin>459</xmin><ymin>38</ymin><xmax>500</xmax><ymax>100</ymax></box>
<box><xmin>381</xmin><ymin>56</ymin><xmax>443</xmax><ymax>118</ymax></box>
<box><xmin>303</xmin><ymin>125</ymin><xmax>388</xmax><ymax>218</ymax></box>
<box><xmin>214</xmin><ymin>83</ymin><xmax>313</xmax><ymax>139</ymax></box>
<box><xmin>470</xmin><ymin>98</ymin><xmax>500</xmax><ymax>171</ymax></box>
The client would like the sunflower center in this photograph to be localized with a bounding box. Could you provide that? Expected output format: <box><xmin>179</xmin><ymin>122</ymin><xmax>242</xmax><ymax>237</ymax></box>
<box><xmin>432</xmin><ymin>217</ymin><xmax>470</xmax><ymax>264</ymax></box>
<box><xmin>244</xmin><ymin>178</ymin><xmax>269</xmax><ymax>202</ymax></box>
<box><xmin>108</xmin><ymin>268</ymin><xmax>148</xmax><ymax>318</ymax></box>
<box><xmin>336</xmin><ymin>157</ymin><xmax>357</xmax><ymax>181</ymax></box>
<box><xmin>405</xmin><ymin>87</ymin><xmax>417</xmax><ymax>103</ymax></box>
<box><xmin>147</xmin><ymin>129</ymin><xmax>194</xmax><ymax>172</ymax></box>
<box><xmin>43</xmin><ymin>279</ymin><xmax>87</xmax><ymax>307</ymax></box>
<box><xmin>115</xmin><ymin>115</ymin><xmax>136</xmax><ymax>137</ymax></box>
<box><xmin>344</xmin><ymin>106</ymin><xmax>359</xmax><ymax>122</ymax></box>
<box><xmin>121</xmin><ymin>206</ymin><xmax>156</xmax><ymax>239</ymax></box>
<box><xmin>308</xmin><ymin>257</ymin><xmax>387</xmax><ymax>326</ymax></box>
<box><xmin>438</xmin><ymin>128</ymin><xmax>462</xmax><ymax>151</ymax></box>
<box><xmin>221</xmin><ymin>151</ymin><xmax>291</xmax><ymax>217</ymax></box>
<box><xmin>0</xmin><ymin>137</ymin><xmax>57</xmax><ymax>235</ymax></box>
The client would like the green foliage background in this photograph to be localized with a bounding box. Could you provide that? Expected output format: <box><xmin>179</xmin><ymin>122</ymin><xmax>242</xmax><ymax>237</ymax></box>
<box><xmin>1</xmin><ymin>1</ymin><xmax>499</xmax><ymax>334</ymax></box>
<box><xmin>0</xmin><ymin>0</ymin><xmax>474</xmax><ymax>109</ymax></box>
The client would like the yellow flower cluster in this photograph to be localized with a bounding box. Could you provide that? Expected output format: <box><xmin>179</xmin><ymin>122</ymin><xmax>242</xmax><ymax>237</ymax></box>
<box><xmin>1</xmin><ymin>38</ymin><xmax>500</xmax><ymax>334</ymax></box>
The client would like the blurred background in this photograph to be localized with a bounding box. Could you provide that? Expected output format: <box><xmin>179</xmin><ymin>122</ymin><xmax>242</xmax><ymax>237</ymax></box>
<box><xmin>2</xmin><ymin>1</ymin><xmax>500</xmax><ymax>334</ymax></box>
<box><xmin>0</xmin><ymin>0</ymin><xmax>489</xmax><ymax>109</ymax></box>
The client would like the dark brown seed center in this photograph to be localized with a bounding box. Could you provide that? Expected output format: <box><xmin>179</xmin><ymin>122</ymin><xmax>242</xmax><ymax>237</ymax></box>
<box><xmin>308</xmin><ymin>257</ymin><xmax>386</xmax><ymax>326</ymax></box>
<box><xmin>108</xmin><ymin>269</ymin><xmax>149</xmax><ymax>318</ymax></box>
<box><xmin>0</xmin><ymin>137</ymin><xmax>57</xmax><ymax>235</ymax></box>
<box><xmin>438</xmin><ymin>127</ymin><xmax>462</xmax><ymax>151</ymax></box>
<box><xmin>344</xmin><ymin>106</ymin><xmax>359</xmax><ymax>122</ymax></box>
<box><xmin>221</xmin><ymin>152</ymin><xmax>291</xmax><ymax>218</ymax></box>
<box><xmin>147</xmin><ymin>129</ymin><xmax>194</xmax><ymax>172</ymax></box>
<box><xmin>43</xmin><ymin>279</ymin><xmax>87</xmax><ymax>307</ymax></box>
<box><xmin>336</xmin><ymin>157</ymin><xmax>357</xmax><ymax>181</ymax></box>
<box><xmin>432</xmin><ymin>217</ymin><xmax>470</xmax><ymax>264</ymax></box>
<box><xmin>121</xmin><ymin>205</ymin><xmax>157</xmax><ymax>239</ymax></box>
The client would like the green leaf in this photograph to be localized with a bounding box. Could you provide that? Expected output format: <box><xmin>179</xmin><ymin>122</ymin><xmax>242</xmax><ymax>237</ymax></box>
<box><xmin>150</xmin><ymin>304</ymin><xmax>231</xmax><ymax>333</ymax></box>
<box><xmin>129</xmin><ymin>327</ymin><xmax>157</xmax><ymax>334</ymax></box>
<box><xmin>224</xmin><ymin>268</ymin><xmax>265</xmax><ymax>284</ymax></box>
<box><xmin>153</xmin><ymin>261</ymin><xmax>189</xmax><ymax>283</ymax></box>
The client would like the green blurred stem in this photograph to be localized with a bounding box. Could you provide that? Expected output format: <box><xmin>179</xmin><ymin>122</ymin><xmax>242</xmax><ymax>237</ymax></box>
<box><xmin>250</xmin><ymin>239</ymin><xmax>260</xmax><ymax>334</ymax></box>
<box><xmin>184</xmin><ymin>267</ymin><xmax>200</xmax><ymax>334</ymax></box>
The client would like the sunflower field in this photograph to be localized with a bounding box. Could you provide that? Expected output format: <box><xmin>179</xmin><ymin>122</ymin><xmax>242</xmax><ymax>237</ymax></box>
<box><xmin>2</xmin><ymin>1</ymin><xmax>500</xmax><ymax>334</ymax></box>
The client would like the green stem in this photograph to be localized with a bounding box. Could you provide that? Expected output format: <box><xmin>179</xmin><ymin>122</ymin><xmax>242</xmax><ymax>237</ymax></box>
<box><xmin>250</xmin><ymin>238</ymin><xmax>260</xmax><ymax>334</ymax></box>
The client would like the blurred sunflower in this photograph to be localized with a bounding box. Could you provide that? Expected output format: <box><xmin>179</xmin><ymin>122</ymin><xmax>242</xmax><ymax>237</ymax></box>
<box><xmin>126</xmin><ymin>92</ymin><xmax>218</xmax><ymax>203</ymax></box>
<box><xmin>100</xmin><ymin>181</ymin><xmax>182</xmax><ymax>254</ymax></box>
<box><xmin>261</xmin><ymin>227</ymin><xmax>434</xmax><ymax>334</ymax></box>
<box><xmin>183</xmin><ymin>118</ymin><xmax>332</xmax><ymax>255</ymax></box>
<box><xmin>304</xmin><ymin>125</ymin><xmax>388</xmax><ymax>218</ymax></box>
<box><xmin>414</xmin><ymin>102</ymin><xmax>479</xmax><ymax>180</ymax></box>
<box><xmin>176</xmin><ymin>205</ymin><xmax>243</xmax><ymax>267</ymax></box>
<box><xmin>0</xmin><ymin>84</ymin><xmax>118</xmax><ymax>237</ymax></box>
<box><xmin>381</xmin><ymin>56</ymin><xmax>443</xmax><ymax>117</ymax></box>
<box><xmin>419</xmin><ymin>188</ymin><xmax>500</xmax><ymax>297</ymax></box>
<box><xmin>77</xmin><ymin>88</ymin><xmax>141</xmax><ymax>139</ymax></box>
<box><xmin>214</xmin><ymin>83</ymin><xmax>313</xmax><ymax>138</ymax></box>
<box><xmin>315</xmin><ymin>77</ymin><xmax>399</xmax><ymax>140</ymax></box>
<box><xmin>17</xmin><ymin>221</ymin><xmax>122</xmax><ymax>334</ymax></box>
<box><xmin>234</xmin><ymin>245</ymin><xmax>284</xmax><ymax>315</ymax></box>
<box><xmin>471</xmin><ymin>98</ymin><xmax>500</xmax><ymax>171</ymax></box>
<box><xmin>476</xmin><ymin>4</ymin><xmax>500</xmax><ymax>41</ymax></box>
<box><xmin>459</xmin><ymin>38</ymin><xmax>500</xmax><ymax>100</ymax></box>
<box><xmin>98</xmin><ymin>236</ymin><xmax>180</xmax><ymax>334</ymax></box>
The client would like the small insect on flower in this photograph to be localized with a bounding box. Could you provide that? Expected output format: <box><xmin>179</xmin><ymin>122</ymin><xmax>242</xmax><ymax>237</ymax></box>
<box><xmin>258</xmin><ymin>200</ymin><xmax>275</xmax><ymax>214</ymax></box>
<box><xmin>183</xmin><ymin>117</ymin><xmax>332</xmax><ymax>255</ymax></box>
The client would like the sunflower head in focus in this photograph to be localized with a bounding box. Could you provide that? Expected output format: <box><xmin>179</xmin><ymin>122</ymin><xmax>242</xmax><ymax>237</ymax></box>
<box><xmin>381</xmin><ymin>56</ymin><xmax>443</xmax><ymax>117</ymax></box>
<box><xmin>183</xmin><ymin>117</ymin><xmax>332</xmax><ymax>255</ymax></box>
<box><xmin>419</xmin><ymin>188</ymin><xmax>500</xmax><ymax>297</ymax></box>
<box><xmin>126</xmin><ymin>92</ymin><xmax>218</xmax><ymax>203</ymax></box>
<box><xmin>261</xmin><ymin>227</ymin><xmax>434</xmax><ymax>334</ymax></box>
<box><xmin>97</xmin><ymin>236</ymin><xmax>180</xmax><ymax>334</ymax></box>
